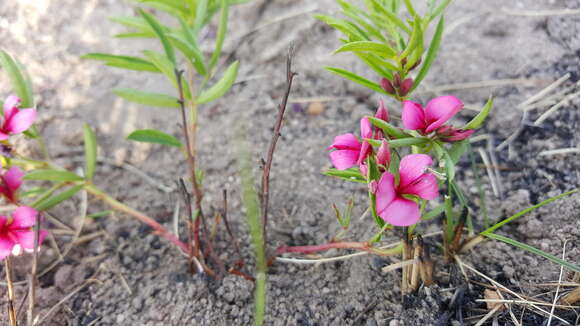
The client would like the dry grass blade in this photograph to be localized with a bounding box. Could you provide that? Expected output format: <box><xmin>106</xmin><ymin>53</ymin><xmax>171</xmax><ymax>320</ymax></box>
<box><xmin>534</xmin><ymin>91</ymin><xmax>580</xmax><ymax>125</ymax></box>
<box><xmin>548</xmin><ymin>241</ymin><xmax>568</xmax><ymax>326</ymax></box>
<box><xmin>382</xmin><ymin>259</ymin><xmax>416</xmax><ymax>273</ymax></box>
<box><xmin>477</xmin><ymin>148</ymin><xmax>500</xmax><ymax>198</ymax></box>
<box><xmin>518</xmin><ymin>73</ymin><xmax>570</xmax><ymax>109</ymax></box>
<box><xmin>455</xmin><ymin>257</ymin><xmax>572</xmax><ymax>325</ymax></box>
<box><xmin>418</xmin><ymin>78</ymin><xmax>538</xmax><ymax>94</ymax></box>
<box><xmin>538</xmin><ymin>148</ymin><xmax>580</xmax><ymax>156</ymax></box>
<box><xmin>474</xmin><ymin>304</ymin><xmax>503</xmax><ymax>326</ymax></box>
<box><xmin>33</xmin><ymin>279</ymin><xmax>99</xmax><ymax>325</ymax></box>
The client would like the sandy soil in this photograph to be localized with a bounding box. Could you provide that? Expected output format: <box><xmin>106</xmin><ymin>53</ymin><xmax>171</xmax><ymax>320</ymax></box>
<box><xmin>1</xmin><ymin>0</ymin><xmax>579</xmax><ymax>325</ymax></box>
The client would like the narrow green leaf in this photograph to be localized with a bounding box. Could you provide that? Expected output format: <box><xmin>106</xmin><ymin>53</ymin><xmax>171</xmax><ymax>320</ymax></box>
<box><xmin>354</xmin><ymin>52</ymin><xmax>395</xmax><ymax>80</ymax></box>
<box><xmin>0</xmin><ymin>50</ymin><xmax>34</xmax><ymax>107</ymax></box>
<box><xmin>325</xmin><ymin>67</ymin><xmax>388</xmax><ymax>95</ymax></box>
<box><xmin>428</xmin><ymin>0</ymin><xmax>452</xmax><ymax>22</ymax></box>
<box><xmin>367</xmin><ymin>117</ymin><xmax>408</xmax><ymax>139</ymax></box>
<box><xmin>400</xmin><ymin>17</ymin><xmax>422</xmax><ymax>59</ymax></box>
<box><xmin>422</xmin><ymin>203</ymin><xmax>445</xmax><ymax>220</ymax></box>
<box><xmin>138</xmin><ymin>0</ymin><xmax>186</xmax><ymax>17</ymax></box>
<box><xmin>127</xmin><ymin>129</ymin><xmax>183</xmax><ymax>147</ymax></box>
<box><xmin>485</xmin><ymin>233</ymin><xmax>580</xmax><ymax>274</ymax></box>
<box><xmin>86</xmin><ymin>210</ymin><xmax>114</xmax><ymax>219</ymax></box>
<box><xmin>335</xmin><ymin>41</ymin><xmax>396</xmax><ymax>58</ymax></box>
<box><xmin>166</xmin><ymin>32</ymin><xmax>208</xmax><ymax>76</ymax></box>
<box><xmin>367</xmin><ymin>137</ymin><xmax>428</xmax><ymax>148</ymax></box>
<box><xmin>235</xmin><ymin>124</ymin><xmax>266</xmax><ymax>326</ymax></box>
<box><xmin>482</xmin><ymin>190</ymin><xmax>578</xmax><ymax>235</ymax></box>
<box><xmin>143</xmin><ymin>50</ymin><xmax>191</xmax><ymax>99</ymax></box>
<box><xmin>197</xmin><ymin>61</ymin><xmax>239</xmax><ymax>104</ymax></box>
<box><xmin>83</xmin><ymin>124</ymin><xmax>98</xmax><ymax>180</ymax></box>
<box><xmin>175</xmin><ymin>17</ymin><xmax>207</xmax><ymax>75</ymax></box>
<box><xmin>139</xmin><ymin>0</ymin><xmax>188</xmax><ymax>13</ymax></box>
<box><xmin>194</xmin><ymin>0</ymin><xmax>209</xmax><ymax>32</ymax></box>
<box><xmin>315</xmin><ymin>15</ymin><xmax>366</xmax><ymax>41</ymax></box>
<box><xmin>24</xmin><ymin>170</ymin><xmax>84</xmax><ymax>182</ymax></box>
<box><xmin>81</xmin><ymin>53</ymin><xmax>160</xmax><ymax>72</ymax></box>
<box><xmin>447</xmin><ymin>139</ymin><xmax>469</xmax><ymax>164</ymax></box>
<box><xmin>323</xmin><ymin>168</ymin><xmax>366</xmax><ymax>183</ymax></box>
<box><xmin>464</xmin><ymin>96</ymin><xmax>493</xmax><ymax>130</ymax></box>
<box><xmin>369</xmin><ymin>0</ymin><xmax>411</xmax><ymax>34</ymax></box>
<box><xmin>35</xmin><ymin>184</ymin><xmax>85</xmax><ymax>211</ymax></box>
<box><xmin>113</xmin><ymin>88</ymin><xmax>180</xmax><ymax>108</ymax></box>
<box><xmin>139</xmin><ymin>9</ymin><xmax>177</xmax><ymax>65</ymax></box>
<box><xmin>411</xmin><ymin>16</ymin><xmax>444</xmax><ymax>92</ymax></box>
<box><xmin>208</xmin><ymin>0</ymin><xmax>229</xmax><ymax>71</ymax></box>
<box><xmin>433</xmin><ymin>142</ymin><xmax>455</xmax><ymax>181</ymax></box>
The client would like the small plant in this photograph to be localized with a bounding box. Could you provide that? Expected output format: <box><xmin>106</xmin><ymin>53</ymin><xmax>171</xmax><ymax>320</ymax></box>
<box><xmin>274</xmin><ymin>0</ymin><xmax>580</xmax><ymax>296</ymax></box>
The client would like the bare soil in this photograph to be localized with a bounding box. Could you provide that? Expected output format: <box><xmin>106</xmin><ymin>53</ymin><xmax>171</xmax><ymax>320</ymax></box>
<box><xmin>1</xmin><ymin>0</ymin><xmax>579</xmax><ymax>325</ymax></box>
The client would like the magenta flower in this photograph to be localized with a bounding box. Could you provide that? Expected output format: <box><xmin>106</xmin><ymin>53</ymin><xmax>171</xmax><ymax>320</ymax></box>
<box><xmin>0</xmin><ymin>95</ymin><xmax>37</xmax><ymax>140</ymax></box>
<box><xmin>0</xmin><ymin>166</ymin><xmax>24</xmax><ymax>203</ymax></box>
<box><xmin>0</xmin><ymin>206</ymin><xmax>47</xmax><ymax>260</ymax></box>
<box><xmin>374</xmin><ymin>154</ymin><xmax>438</xmax><ymax>226</ymax></box>
<box><xmin>402</xmin><ymin>96</ymin><xmax>466</xmax><ymax>136</ymax></box>
<box><xmin>328</xmin><ymin>117</ymin><xmax>373</xmax><ymax>170</ymax></box>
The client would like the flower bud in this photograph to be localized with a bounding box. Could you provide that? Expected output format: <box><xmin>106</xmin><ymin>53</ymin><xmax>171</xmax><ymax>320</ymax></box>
<box><xmin>368</xmin><ymin>180</ymin><xmax>378</xmax><ymax>194</ymax></box>
<box><xmin>393</xmin><ymin>74</ymin><xmax>401</xmax><ymax>88</ymax></box>
<box><xmin>376</xmin><ymin>139</ymin><xmax>391</xmax><ymax>167</ymax></box>
<box><xmin>375</xmin><ymin>100</ymin><xmax>389</xmax><ymax>122</ymax></box>
<box><xmin>398</xmin><ymin>78</ymin><xmax>413</xmax><ymax>97</ymax></box>
<box><xmin>359</xmin><ymin>162</ymin><xmax>368</xmax><ymax>178</ymax></box>
<box><xmin>380</xmin><ymin>78</ymin><xmax>396</xmax><ymax>95</ymax></box>
<box><xmin>436</xmin><ymin>126</ymin><xmax>475</xmax><ymax>142</ymax></box>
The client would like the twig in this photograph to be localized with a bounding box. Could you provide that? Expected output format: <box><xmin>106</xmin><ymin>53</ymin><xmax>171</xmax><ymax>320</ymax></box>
<box><xmin>274</xmin><ymin>241</ymin><xmax>403</xmax><ymax>257</ymax></box>
<box><xmin>260</xmin><ymin>46</ymin><xmax>297</xmax><ymax>247</ymax></box>
<box><xmin>221</xmin><ymin>189</ymin><xmax>244</xmax><ymax>266</ymax></box>
<box><xmin>5</xmin><ymin>256</ymin><xmax>18</xmax><ymax>326</ymax></box>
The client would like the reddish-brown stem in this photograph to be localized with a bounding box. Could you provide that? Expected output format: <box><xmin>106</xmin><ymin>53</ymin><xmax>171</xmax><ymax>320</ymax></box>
<box><xmin>222</xmin><ymin>189</ymin><xmax>244</xmax><ymax>266</ymax></box>
<box><xmin>274</xmin><ymin>240</ymin><xmax>403</xmax><ymax>257</ymax></box>
<box><xmin>261</xmin><ymin>47</ymin><xmax>297</xmax><ymax>247</ymax></box>
<box><xmin>178</xmin><ymin>179</ymin><xmax>199</xmax><ymax>273</ymax></box>
<box><xmin>84</xmin><ymin>184</ymin><xmax>191</xmax><ymax>254</ymax></box>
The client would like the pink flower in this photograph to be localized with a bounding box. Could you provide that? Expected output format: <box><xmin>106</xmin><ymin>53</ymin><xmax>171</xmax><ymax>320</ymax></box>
<box><xmin>402</xmin><ymin>96</ymin><xmax>464</xmax><ymax>135</ymax></box>
<box><xmin>434</xmin><ymin>125</ymin><xmax>475</xmax><ymax>142</ymax></box>
<box><xmin>374</xmin><ymin>154</ymin><xmax>438</xmax><ymax>226</ymax></box>
<box><xmin>328</xmin><ymin>117</ymin><xmax>373</xmax><ymax>170</ymax></box>
<box><xmin>0</xmin><ymin>206</ymin><xmax>47</xmax><ymax>260</ymax></box>
<box><xmin>0</xmin><ymin>166</ymin><xmax>24</xmax><ymax>203</ymax></box>
<box><xmin>0</xmin><ymin>95</ymin><xmax>37</xmax><ymax>140</ymax></box>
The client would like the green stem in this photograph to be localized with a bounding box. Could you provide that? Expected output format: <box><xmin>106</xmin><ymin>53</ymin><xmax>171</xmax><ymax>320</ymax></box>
<box><xmin>83</xmin><ymin>184</ymin><xmax>191</xmax><ymax>254</ymax></box>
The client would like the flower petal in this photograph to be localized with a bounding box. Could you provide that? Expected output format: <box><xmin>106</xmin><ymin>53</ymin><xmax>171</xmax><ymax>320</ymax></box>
<box><xmin>327</xmin><ymin>133</ymin><xmax>360</xmax><ymax>151</ymax></box>
<box><xmin>424</xmin><ymin>96</ymin><xmax>463</xmax><ymax>133</ymax></box>
<box><xmin>330</xmin><ymin>149</ymin><xmax>359</xmax><ymax>170</ymax></box>
<box><xmin>0</xmin><ymin>237</ymin><xmax>15</xmax><ymax>260</ymax></box>
<box><xmin>3</xmin><ymin>166</ymin><xmax>24</xmax><ymax>194</ymax></box>
<box><xmin>5</xmin><ymin>108</ymin><xmax>37</xmax><ymax>134</ymax></box>
<box><xmin>356</xmin><ymin>140</ymin><xmax>372</xmax><ymax>165</ymax></box>
<box><xmin>400</xmin><ymin>173</ymin><xmax>438</xmax><ymax>200</ymax></box>
<box><xmin>3</xmin><ymin>95</ymin><xmax>20</xmax><ymax>118</ymax></box>
<box><xmin>0</xmin><ymin>132</ymin><xmax>9</xmax><ymax>140</ymax></box>
<box><xmin>375</xmin><ymin>172</ymin><xmax>396</xmax><ymax>215</ymax></box>
<box><xmin>379</xmin><ymin>196</ymin><xmax>421</xmax><ymax>226</ymax></box>
<box><xmin>376</xmin><ymin>139</ymin><xmax>391</xmax><ymax>167</ymax></box>
<box><xmin>360</xmin><ymin>117</ymin><xmax>372</xmax><ymax>139</ymax></box>
<box><xmin>398</xmin><ymin>154</ymin><xmax>433</xmax><ymax>191</ymax></box>
<box><xmin>402</xmin><ymin>100</ymin><xmax>426</xmax><ymax>131</ymax></box>
<box><xmin>10</xmin><ymin>206</ymin><xmax>38</xmax><ymax>229</ymax></box>
<box><xmin>375</xmin><ymin>100</ymin><xmax>389</xmax><ymax>122</ymax></box>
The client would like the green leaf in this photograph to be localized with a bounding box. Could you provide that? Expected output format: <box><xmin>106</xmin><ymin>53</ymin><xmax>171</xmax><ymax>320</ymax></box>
<box><xmin>369</xmin><ymin>0</ymin><xmax>411</xmax><ymax>34</ymax></box>
<box><xmin>197</xmin><ymin>61</ymin><xmax>239</xmax><ymax>104</ymax></box>
<box><xmin>482</xmin><ymin>190</ymin><xmax>577</xmax><ymax>235</ymax></box>
<box><xmin>464</xmin><ymin>96</ymin><xmax>493</xmax><ymax>130</ymax></box>
<box><xmin>325</xmin><ymin>67</ymin><xmax>388</xmax><ymax>95</ymax></box>
<box><xmin>86</xmin><ymin>210</ymin><xmax>114</xmax><ymax>219</ymax></box>
<box><xmin>34</xmin><ymin>184</ymin><xmax>85</xmax><ymax>211</ymax></box>
<box><xmin>367</xmin><ymin>137</ymin><xmax>429</xmax><ymax>148</ymax></box>
<box><xmin>81</xmin><ymin>53</ymin><xmax>160</xmax><ymax>72</ymax></box>
<box><xmin>315</xmin><ymin>15</ymin><xmax>366</xmax><ymax>41</ymax></box>
<box><xmin>399</xmin><ymin>17</ymin><xmax>422</xmax><ymax>59</ymax></box>
<box><xmin>354</xmin><ymin>52</ymin><xmax>396</xmax><ymax>80</ymax></box>
<box><xmin>422</xmin><ymin>203</ymin><xmax>445</xmax><ymax>220</ymax></box>
<box><xmin>113</xmin><ymin>88</ymin><xmax>180</xmax><ymax>108</ymax></box>
<box><xmin>367</xmin><ymin>117</ymin><xmax>408</xmax><ymax>139</ymax></box>
<box><xmin>485</xmin><ymin>233</ymin><xmax>580</xmax><ymax>274</ymax></box>
<box><xmin>143</xmin><ymin>50</ymin><xmax>191</xmax><ymax>99</ymax></box>
<box><xmin>0</xmin><ymin>50</ymin><xmax>34</xmax><ymax>107</ymax></box>
<box><xmin>175</xmin><ymin>17</ymin><xmax>207</xmax><ymax>75</ymax></box>
<box><xmin>139</xmin><ymin>0</ymin><xmax>188</xmax><ymax>13</ymax></box>
<box><xmin>411</xmin><ymin>16</ymin><xmax>444</xmax><ymax>92</ymax></box>
<box><xmin>208</xmin><ymin>0</ymin><xmax>229</xmax><ymax>71</ymax></box>
<box><xmin>127</xmin><ymin>129</ymin><xmax>183</xmax><ymax>147</ymax></box>
<box><xmin>323</xmin><ymin>168</ymin><xmax>366</xmax><ymax>183</ymax></box>
<box><xmin>447</xmin><ymin>139</ymin><xmax>469</xmax><ymax>164</ymax></box>
<box><xmin>193</xmin><ymin>0</ymin><xmax>209</xmax><ymax>32</ymax></box>
<box><xmin>335</xmin><ymin>41</ymin><xmax>396</xmax><ymax>58</ymax></box>
<box><xmin>433</xmin><ymin>141</ymin><xmax>455</xmax><ymax>181</ymax></box>
<box><xmin>83</xmin><ymin>124</ymin><xmax>98</xmax><ymax>180</ymax></box>
<box><xmin>24</xmin><ymin>170</ymin><xmax>84</xmax><ymax>182</ymax></box>
<box><xmin>139</xmin><ymin>9</ymin><xmax>177</xmax><ymax>65</ymax></box>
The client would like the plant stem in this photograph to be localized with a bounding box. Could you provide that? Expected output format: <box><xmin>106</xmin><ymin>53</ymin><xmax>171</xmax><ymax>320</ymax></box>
<box><xmin>83</xmin><ymin>183</ymin><xmax>191</xmax><ymax>254</ymax></box>
<box><xmin>274</xmin><ymin>241</ymin><xmax>403</xmax><ymax>257</ymax></box>
<box><xmin>261</xmin><ymin>47</ymin><xmax>297</xmax><ymax>248</ymax></box>
<box><xmin>5</xmin><ymin>256</ymin><xmax>18</xmax><ymax>326</ymax></box>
